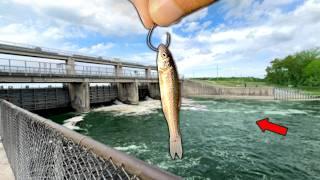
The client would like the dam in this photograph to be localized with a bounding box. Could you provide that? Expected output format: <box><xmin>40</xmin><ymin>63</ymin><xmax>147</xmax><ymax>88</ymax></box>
<box><xmin>0</xmin><ymin>42</ymin><xmax>161</xmax><ymax>112</ymax></box>
<box><xmin>1</xmin><ymin>41</ymin><xmax>319</xmax><ymax>179</ymax></box>
<box><xmin>0</xmin><ymin>41</ymin><xmax>178</xmax><ymax>179</ymax></box>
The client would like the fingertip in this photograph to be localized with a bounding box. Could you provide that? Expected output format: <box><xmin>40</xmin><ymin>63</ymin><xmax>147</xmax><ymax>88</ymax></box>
<box><xmin>149</xmin><ymin>0</ymin><xmax>184</xmax><ymax>27</ymax></box>
<box><xmin>131</xmin><ymin>0</ymin><xmax>156</xmax><ymax>30</ymax></box>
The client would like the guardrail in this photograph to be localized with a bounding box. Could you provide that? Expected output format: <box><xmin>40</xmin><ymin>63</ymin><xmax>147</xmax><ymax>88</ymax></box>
<box><xmin>0</xmin><ymin>40</ymin><xmax>155</xmax><ymax>67</ymax></box>
<box><xmin>273</xmin><ymin>87</ymin><xmax>320</xmax><ymax>100</ymax></box>
<box><xmin>0</xmin><ymin>58</ymin><xmax>158</xmax><ymax>79</ymax></box>
<box><xmin>0</xmin><ymin>99</ymin><xmax>180</xmax><ymax>179</ymax></box>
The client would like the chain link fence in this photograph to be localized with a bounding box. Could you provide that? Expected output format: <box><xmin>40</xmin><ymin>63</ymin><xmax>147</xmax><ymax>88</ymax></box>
<box><xmin>0</xmin><ymin>100</ymin><xmax>180</xmax><ymax>180</ymax></box>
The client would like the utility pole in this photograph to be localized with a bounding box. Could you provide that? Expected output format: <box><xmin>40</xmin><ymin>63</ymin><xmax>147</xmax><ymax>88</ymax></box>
<box><xmin>216</xmin><ymin>65</ymin><xmax>219</xmax><ymax>79</ymax></box>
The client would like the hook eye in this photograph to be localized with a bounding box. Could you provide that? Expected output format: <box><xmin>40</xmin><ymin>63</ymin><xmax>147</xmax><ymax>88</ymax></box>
<box><xmin>147</xmin><ymin>25</ymin><xmax>171</xmax><ymax>52</ymax></box>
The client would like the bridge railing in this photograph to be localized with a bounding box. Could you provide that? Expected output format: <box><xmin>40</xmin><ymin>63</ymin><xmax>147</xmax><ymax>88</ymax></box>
<box><xmin>0</xmin><ymin>64</ymin><xmax>67</xmax><ymax>75</ymax></box>
<box><xmin>0</xmin><ymin>58</ymin><xmax>158</xmax><ymax>79</ymax></box>
<box><xmin>0</xmin><ymin>40</ymin><xmax>155</xmax><ymax>67</ymax></box>
<box><xmin>0</xmin><ymin>99</ymin><xmax>180</xmax><ymax>180</ymax></box>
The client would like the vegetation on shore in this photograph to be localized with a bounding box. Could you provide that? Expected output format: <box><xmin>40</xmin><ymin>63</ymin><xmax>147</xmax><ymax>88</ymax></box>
<box><xmin>191</xmin><ymin>48</ymin><xmax>320</xmax><ymax>95</ymax></box>
<box><xmin>266</xmin><ymin>48</ymin><xmax>320</xmax><ymax>87</ymax></box>
<box><xmin>191</xmin><ymin>77</ymin><xmax>268</xmax><ymax>87</ymax></box>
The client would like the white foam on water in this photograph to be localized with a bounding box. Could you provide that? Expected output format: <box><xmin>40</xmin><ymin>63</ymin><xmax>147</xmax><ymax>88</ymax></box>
<box><xmin>157</xmin><ymin>156</ymin><xmax>201</xmax><ymax>170</ymax></box>
<box><xmin>264</xmin><ymin>109</ymin><xmax>307</xmax><ymax>116</ymax></box>
<box><xmin>63</xmin><ymin>114</ymin><xmax>86</xmax><ymax>130</ymax></box>
<box><xmin>243</xmin><ymin>110</ymin><xmax>260</xmax><ymax>114</ymax></box>
<box><xmin>287</xmin><ymin>109</ymin><xmax>308</xmax><ymax>114</ymax></box>
<box><xmin>264</xmin><ymin>111</ymin><xmax>288</xmax><ymax>116</ymax></box>
<box><xmin>209</xmin><ymin>109</ymin><xmax>241</xmax><ymax>113</ymax></box>
<box><xmin>93</xmin><ymin>97</ymin><xmax>208</xmax><ymax>116</ymax></box>
<box><xmin>114</xmin><ymin>143</ymin><xmax>149</xmax><ymax>152</ymax></box>
<box><xmin>93</xmin><ymin>97</ymin><xmax>161</xmax><ymax>116</ymax></box>
<box><xmin>181</xmin><ymin>98</ymin><xmax>209</xmax><ymax>111</ymax></box>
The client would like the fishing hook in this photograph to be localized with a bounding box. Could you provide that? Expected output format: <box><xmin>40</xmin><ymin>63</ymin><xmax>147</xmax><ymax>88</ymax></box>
<box><xmin>147</xmin><ymin>25</ymin><xmax>171</xmax><ymax>52</ymax></box>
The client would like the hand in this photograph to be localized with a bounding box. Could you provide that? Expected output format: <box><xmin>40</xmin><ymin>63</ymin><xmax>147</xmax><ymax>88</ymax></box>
<box><xmin>131</xmin><ymin>0</ymin><xmax>216</xmax><ymax>29</ymax></box>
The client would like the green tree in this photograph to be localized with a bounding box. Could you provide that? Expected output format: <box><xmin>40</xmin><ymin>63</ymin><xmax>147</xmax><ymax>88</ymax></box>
<box><xmin>265</xmin><ymin>48</ymin><xmax>320</xmax><ymax>87</ymax></box>
<box><xmin>303</xmin><ymin>60</ymin><xmax>320</xmax><ymax>87</ymax></box>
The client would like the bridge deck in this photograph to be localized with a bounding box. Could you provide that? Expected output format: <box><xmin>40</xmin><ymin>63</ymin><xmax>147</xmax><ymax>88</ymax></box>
<box><xmin>0</xmin><ymin>72</ymin><xmax>159</xmax><ymax>83</ymax></box>
<box><xmin>0</xmin><ymin>142</ymin><xmax>15</xmax><ymax>180</ymax></box>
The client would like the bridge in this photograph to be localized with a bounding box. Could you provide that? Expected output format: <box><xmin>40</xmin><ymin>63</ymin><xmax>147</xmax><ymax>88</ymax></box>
<box><xmin>0</xmin><ymin>41</ymin><xmax>181</xmax><ymax>179</ymax></box>
<box><xmin>0</xmin><ymin>42</ymin><xmax>161</xmax><ymax>112</ymax></box>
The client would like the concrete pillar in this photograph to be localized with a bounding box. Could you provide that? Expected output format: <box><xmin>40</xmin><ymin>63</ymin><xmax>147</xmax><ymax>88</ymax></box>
<box><xmin>148</xmin><ymin>83</ymin><xmax>160</xmax><ymax>99</ymax></box>
<box><xmin>145</xmin><ymin>67</ymin><xmax>151</xmax><ymax>79</ymax></box>
<box><xmin>68</xmin><ymin>82</ymin><xmax>90</xmax><ymax>112</ymax></box>
<box><xmin>66</xmin><ymin>57</ymin><xmax>75</xmax><ymax>75</ymax></box>
<box><xmin>117</xmin><ymin>81</ymin><xmax>139</xmax><ymax>104</ymax></box>
<box><xmin>115</xmin><ymin>64</ymin><xmax>123</xmax><ymax>77</ymax></box>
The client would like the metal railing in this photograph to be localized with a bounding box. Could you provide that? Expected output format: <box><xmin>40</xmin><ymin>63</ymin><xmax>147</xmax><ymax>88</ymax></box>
<box><xmin>273</xmin><ymin>87</ymin><xmax>320</xmax><ymax>100</ymax></box>
<box><xmin>0</xmin><ymin>58</ymin><xmax>158</xmax><ymax>79</ymax></box>
<box><xmin>0</xmin><ymin>40</ymin><xmax>155</xmax><ymax>67</ymax></box>
<box><xmin>0</xmin><ymin>99</ymin><xmax>180</xmax><ymax>180</ymax></box>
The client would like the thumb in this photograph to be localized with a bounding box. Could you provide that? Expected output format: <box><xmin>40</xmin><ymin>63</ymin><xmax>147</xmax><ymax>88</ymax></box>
<box><xmin>149</xmin><ymin>0</ymin><xmax>184</xmax><ymax>27</ymax></box>
<box><xmin>130</xmin><ymin>0</ymin><xmax>155</xmax><ymax>29</ymax></box>
<box><xmin>149</xmin><ymin>0</ymin><xmax>216</xmax><ymax>27</ymax></box>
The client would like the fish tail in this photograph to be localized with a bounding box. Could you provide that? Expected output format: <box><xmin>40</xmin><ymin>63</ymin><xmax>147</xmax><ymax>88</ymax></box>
<box><xmin>169</xmin><ymin>134</ymin><xmax>183</xmax><ymax>159</ymax></box>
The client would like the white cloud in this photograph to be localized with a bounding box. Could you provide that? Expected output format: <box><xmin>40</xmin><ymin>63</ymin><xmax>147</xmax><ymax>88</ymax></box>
<box><xmin>1</xmin><ymin>0</ymin><xmax>319</xmax><ymax>78</ymax></box>
<box><xmin>10</xmin><ymin>0</ymin><xmax>145</xmax><ymax>36</ymax></box>
<box><xmin>181</xmin><ymin>7</ymin><xmax>209</xmax><ymax>23</ymax></box>
<box><xmin>0</xmin><ymin>0</ymin><xmax>142</xmax><ymax>59</ymax></box>
<box><xmin>76</xmin><ymin>43</ymin><xmax>115</xmax><ymax>56</ymax></box>
<box><xmin>168</xmin><ymin>0</ymin><xmax>320</xmax><ymax>77</ymax></box>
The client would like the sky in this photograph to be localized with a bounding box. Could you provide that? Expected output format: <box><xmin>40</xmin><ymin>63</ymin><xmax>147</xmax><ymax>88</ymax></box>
<box><xmin>0</xmin><ymin>0</ymin><xmax>319</xmax><ymax>78</ymax></box>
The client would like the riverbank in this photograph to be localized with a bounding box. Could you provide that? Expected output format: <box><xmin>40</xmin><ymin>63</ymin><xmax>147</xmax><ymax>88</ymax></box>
<box><xmin>185</xmin><ymin>95</ymin><xmax>274</xmax><ymax>100</ymax></box>
<box><xmin>182</xmin><ymin>80</ymin><xmax>320</xmax><ymax>101</ymax></box>
<box><xmin>182</xmin><ymin>80</ymin><xmax>274</xmax><ymax>98</ymax></box>
<box><xmin>185</xmin><ymin>95</ymin><xmax>320</xmax><ymax>101</ymax></box>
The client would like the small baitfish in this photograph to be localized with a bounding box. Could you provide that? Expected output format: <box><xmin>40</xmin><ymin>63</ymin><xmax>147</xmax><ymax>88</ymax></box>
<box><xmin>157</xmin><ymin>44</ymin><xmax>183</xmax><ymax>159</ymax></box>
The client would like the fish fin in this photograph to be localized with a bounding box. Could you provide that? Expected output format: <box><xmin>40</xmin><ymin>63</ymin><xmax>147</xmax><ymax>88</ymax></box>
<box><xmin>170</xmin><ymin>135</ymin><xmax>183</xmax><ymax>159</ymax></box>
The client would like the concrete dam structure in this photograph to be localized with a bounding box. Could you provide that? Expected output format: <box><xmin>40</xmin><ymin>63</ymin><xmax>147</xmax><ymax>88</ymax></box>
<box><xmin>0</xmin><ymin>42</ymin><xmax>179</xmax><ymax>179</ymax></box>
<box><xmin>182</xmin><ymin>80</ymin><xmax>319</xmax><ymax>101</ymax></box>
<box><xmin>0</xmin><ymin>42</ymin><xmax>160</xmax><ymax>112</ymax></box>
<box><xmin>0</xmin><ymin>84</ymin><xmax>159</xmax><ymax>111</ymax></box>
<box><xmin>182</xmin><ymin>80</ymin><xmax>274</xmax><ymax>97</ymax></box>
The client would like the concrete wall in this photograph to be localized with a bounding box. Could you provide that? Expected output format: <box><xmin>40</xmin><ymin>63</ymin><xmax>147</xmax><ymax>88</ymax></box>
<box><xmin>148</xmin><ymin>83</ymin><xmax>160</xmax><ymax>99</ymax></box>
<box><xmin>117</xmin><ymin>81</ymin><xmax>139</xmax><ymax>105</ymax></box>
<box><xmin>66</xmin><ymin>57</ymin><xmax>76</xmax><ymax>75</ymax></box>
<box><xmin>68</xmin><ymin>82</ymin><xmax>90</xmax><ymax>112</ymax></box>
<box><xmin>90</xmin><ymin>85</ymin><xmax>118</xmax><ymax>104</ymax></box>
<box><xmin>182</xmin><ymin>80</ymin><xmax>274</xmax><ymax>97</ymax></box>
<box><xmin>0</xmin><ymin>87</ymin><xmax>70</xmax><ymax>111</ymax></box>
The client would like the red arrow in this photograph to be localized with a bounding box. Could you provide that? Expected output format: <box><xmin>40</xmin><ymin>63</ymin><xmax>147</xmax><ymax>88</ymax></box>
<box><xmin>256</xmin><ymin>118</ymin><xmax>288</xmax><ymax>136</ymax></box>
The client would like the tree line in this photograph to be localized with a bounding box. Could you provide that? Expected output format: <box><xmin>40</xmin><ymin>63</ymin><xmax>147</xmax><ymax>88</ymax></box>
<box><xmin>265</xmin><ymin>48</ymin><xmax>320</xmax><ymax>87</ymax></box>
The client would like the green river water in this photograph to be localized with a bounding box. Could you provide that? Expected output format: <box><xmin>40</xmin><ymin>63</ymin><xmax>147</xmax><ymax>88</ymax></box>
<box><xmin>49</xmin><ymin>98</ymin><xmax>320</xmax><ymax>179</ymax></box>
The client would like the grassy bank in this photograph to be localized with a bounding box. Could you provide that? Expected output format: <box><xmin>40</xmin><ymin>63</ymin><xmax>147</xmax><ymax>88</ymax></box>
<box><xmin>191</xmin><ymin>77</ymin><xmax>270</xmax><ymax>87</ymax></box>
<box><xmin>297</xmin><ymin>87</ymin><xmax>320</xmax><ymax>96</ymax></box>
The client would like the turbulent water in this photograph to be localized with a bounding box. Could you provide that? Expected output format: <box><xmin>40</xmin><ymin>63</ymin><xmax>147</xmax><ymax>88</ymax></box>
<box><xmin>49</xmin><ymin>98</ymin><xmax>320</xmax><ymax>179</ymax></box>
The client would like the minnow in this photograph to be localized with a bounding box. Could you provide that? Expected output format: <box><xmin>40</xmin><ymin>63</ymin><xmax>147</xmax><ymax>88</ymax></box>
<box><xmin>147</xmin><ymin>26</ymin><xmax>183</xmax><ymax>159</ymax></box>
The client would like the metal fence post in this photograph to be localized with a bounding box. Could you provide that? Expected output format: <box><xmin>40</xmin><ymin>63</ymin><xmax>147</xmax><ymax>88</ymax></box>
<box><xmin>8</xmin><ymin>59</ymin><xmax>11</xmax><ymax>74</ymax></box>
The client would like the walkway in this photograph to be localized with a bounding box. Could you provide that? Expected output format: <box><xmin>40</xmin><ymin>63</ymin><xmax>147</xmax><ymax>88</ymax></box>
<box><xmin>0</xmin><ymin>141</ymin><xmax>15</xmax><ymax>180</ymax></box>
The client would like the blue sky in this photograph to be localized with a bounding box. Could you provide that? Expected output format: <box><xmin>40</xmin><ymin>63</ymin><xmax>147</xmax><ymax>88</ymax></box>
<box><xmin>0</xmin><ymin>0</ymin><xmax>319</xmax><ymax>78</ymax></box>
